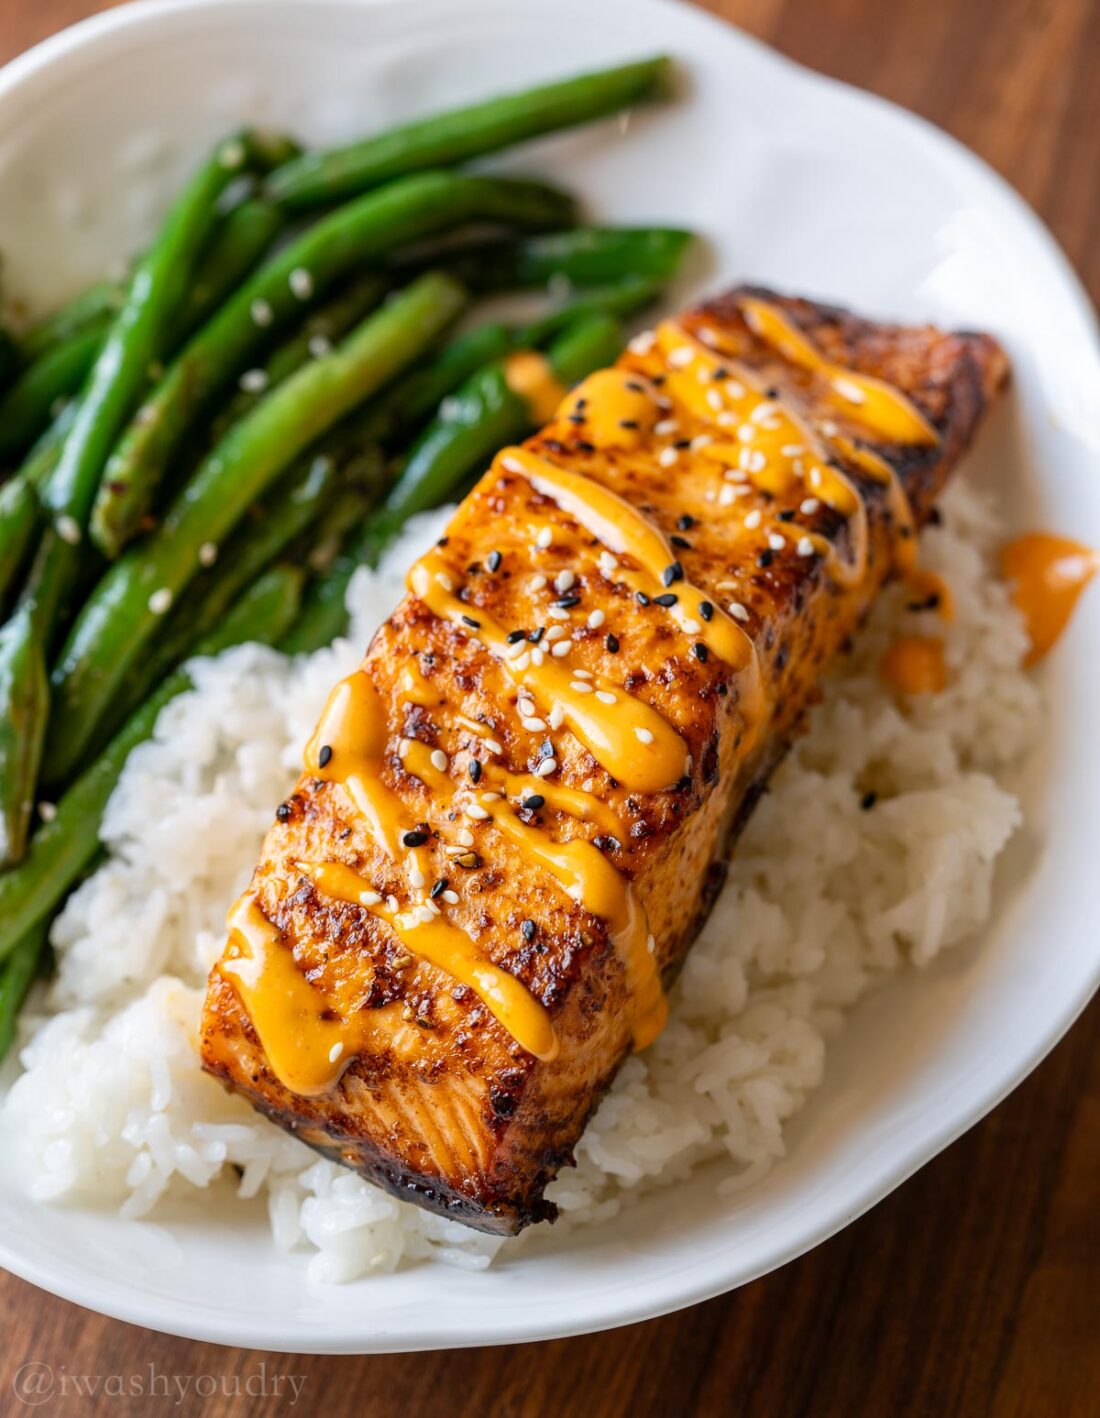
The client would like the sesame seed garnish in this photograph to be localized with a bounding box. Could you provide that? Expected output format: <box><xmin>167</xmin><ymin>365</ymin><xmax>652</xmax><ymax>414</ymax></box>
<box><xmin>544</xmin><ymin>625</ymin><xmax>565</xmax><ymax>642</ymax></box>
<box><xmin>430</xmin><ymin>878</ymin><xmax>447</xmax><ymax>899</ymax></box>
<box><xmin>569</xmin><ymin>680</ymin><xmax>593</xmax><ymax>694</ymax></box>
<box><xmin>654</xmin><ymin>419</ymin><xmax>679</xmax><ymax>436</ymax></box>
<box><xmin>596</xmin><ymin>690</ymin><xmax>617</xmax><ymax>704</ymax></box>
<box><xmin>198</xmin><ymin>541</ymin><xmax>218</xmax><ymax>567</ymax></box>
<box><xmin>692</xmin><ymin>643</ymin><xmax>708</xmax><ymax>662</ymax></box>
<box><xmin>718</xmin><ymin>487</ymin><xmax>737</xmax><ymax>507</ymax></box>
<box><xmin>148</xmin><ymin>588</ymin><xmax>173</xmax><ymax>615</ymax></box>
<box><xmin>507</xmin><ymin>629</ymin><xmax>527</xmax><ymax>645</ymax></box>
<box><xmin>529</xmin><ymin>574</ymin><xmax>548</xmax><ymax>593</ymax></box>
<box><xmin>521</xmin><ymin>919</ymin><xmax>537</xmax><ymax>942</ymax></box>
<box><xmin>619</xmin><ymin>418</ymin><xmax>639</xmax><ymax>430</ymax></box>
<box><xmin>636</xmin><ymin>591</ymin><xmax>650</xmax><ymax>607</ymax></box>
<box><xmin>782</xmin><ymin>444</ymin><xmax>806</xmax><ymax>457</ymax></box>
<box><xmin>658</xmin><ymin>446</ymin><xmax>678</xmax><ymax>469</ymax></box>
<box><xmin>468</xmin><ymin>759</ymin><xmax>482</xmax><ymax>783</ymax></box>
<box><xmin>528</xmin><ymin>627</ymin><xmax>545</xmax><ymax>644</ymax></box>
<box><xmin>635</xmin><ymin>727</ymin><xmax>655</xmax><ymax>745</ymax></box>
<box><xmin>402</xmin><ymin>829</ymin><xmax>428</xmax><ymax>847</ymax></box>
<box><xmin>629</xmin><ymin>329</ymin><xmax>657</xmax><ymax>356</ymax></box>
<box><xmin>757</xmin><ymin>549</ymin><xmax>774</xmax><ymax>568</ymax></box>
<box><xmin>699</xmin><ymin>601</ymin><xmax>714</xmax><ymax>621</ymax></box>
<box><xmin>534</xmin><ymin>757</ymin><xmax>558</xmax><ymax>778</ymax></box>
<box><xmin>548</xmin><ymin>703</ymin><xmax>565</xmax><ymax>728</ymax></box>
<box><xmin>461</xmin><ymin>614</ymin><xmax>480</xmax><ymax>629</ymax></box>
<box><xmin>605</xmin><ymin>632</ymin><xmax>620</xmax><ymax>653</ymax></box>
<box><xmin>654</xmin><ymin>592</ymin><xmax>678</xmax><ymax>608</ymax></box>
<box><xmin>705</xmin><ymin>388</ymin><xmax>724</xmax><ymax>412</ymax></box>
<box><xmin>522</xmin><ymin>794</ymin><xmax>545</xmax><ymax>810</ymax></box>
<box><xmin>442</xmin><ymin>889</ymin><xmax>460</xmax><ymax>904</ymax></box>
<box><xmin>832</xmin><ymin>376</ymin><xmax>866</xmax><ymax>405</ymax></box>
<box><xmin>456</xmin><ymin>827</ymin><xmax>476</xmax><ymax>848</ymax></box>
<box><xmin>250</xmin><ymin>298</ymin><xmax>274</xmax><ymax>327</ymax></box>
<box><xmin>465</xmin><ymin>802</ymin><xmax>490</xmax><ymax>821</ymax></box>
<box><xmin>744</xmin><ymin>509</ymin><xmax>762</xmax><ymax>529</ymax></box>
<box><xmin>289</xmin><ymin>267</ymin><xmax>314</xmax><ymax>300</ymax></box>
<box><xmin>399</xmin><ymin>738</ymin><xmax>411</xmax><ymax>759</ymax></box>
<box><xmin>536</xmin><ymin>527</ymin><xmax>553</xmax><ymax>550</ymax></box>
<box><xmin>487</xmin><ymin>550</ymin><xmax>502</xmax><ymax>572</ymax></box>
<box><xmin>56</xmin><ymin>515</ymin><xmax>81</xmax><ymax>545</ymax></box>
<box><xmin>797</xmin><ymin>537</ymin><xmax>816</xmax><ymax>557</ymax></box>
<box><xmin>587</xmin><ymin>609</ymin><xmax>605</xmax><ymax>629</ymax></box>
<box><xmin>598</xmin><ymin>551</ymin><xmax>619</xmax><ymax>577</ymax></box>
<box><xmin>552</xmin><ymin>640</ymin><xmax>570</xmax><ymax>658</ymax></box>
<box><xmin>768</xmin><ymin>532</ymin><xmax>786</xmax><ymax>551</ymax></box>
<box><xmin>483</xmin><ymin>738</ymin><xmax>503</xmax><ymax>755</ymax></box>
<box><xmin>741</xmin><ymin>449</ymin><xmax>767</xmax><ymax>473</ymax></box>
<box><xmin>663</xmin><ymin>561</ymin><xmax>684</xmax><ymax>585</ymax></box>
<box><xmin>308</xmin><ymin>334</ymin><xmax>332</xmax><ymax>359</ymax></box>
<box><xmin>239</xmin><ymin>368</ymin><xmax>268</xmax><ymax>393</ymax></box>
<box><xmin>360</xmin><ymin>890</ymin><xmax>382</xmax><ymax>907</ymax></box>
<box><xmin>521</xmin><ymin>715</ymin><xmax>547</xmax><ymax>730</ymax></box>
<box><xmin>670</xmin><ymin>534</ymin><xmax>691</xmax><ymax>550</ymax></box>
<box><xmin>38</xmin><ymin>801</ymin><xmax>57</xmax><ymax>823</ymax></box>
<box><xmin>430</xmin><ymin>749</ymin><xmax>448</xmax><ymax>772</ymax></box>
<box><xmin>777</xmin><ymin>509</ymin><xmax>796</xmax><ymax>522</ymax></box>
<box><xmin>800</xmin><ymin>497</ymin><xmax>821</xmax><ymax>514</ymax></box>
<box><xmin>683</xmin><ymin>618</ymin><xmax>701</xmax><ymax>634</ymax></box>
<box><xmin>408</xmin><ymin>864</ymin><xmax>426</xmax><ymax>890</ymax></box>
<box><xmin>729</xmin><ymin>602</ymin><xmax>750</xmax><ymax>621</ymax></box>
<box><xmin>548</xmin><ymin>606</ymin><xmax>570</xmax><ymax>621</ymax></box>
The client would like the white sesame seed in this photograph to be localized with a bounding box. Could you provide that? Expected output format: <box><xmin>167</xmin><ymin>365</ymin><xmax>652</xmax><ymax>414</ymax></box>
<box><xmin>521</xmin><ymin>715</ymin><xmax>547</xmax><ymax>730</ymax></box>
<box><xmin>635</xmin><ymin>727</ymin><xmax>655</xmax><ymax>745</ymax></box>
<box><xmin>569</xmin><ymin>680</ymin><xmax>593</xmax><ymax>694</ymax></box>
<box><xmin>198</xmin><ymin>541</ymin><xmax>218</xmax><ymax>567</ymax></box>
<box><xmin>308</xmin><ymin>334</ymin><xmax>332</xmax><ymax>359</ymax></box>
<box><xmin>809</xmin><ymin>466</ymin><xmax>823</xmax><ymax>488</ymax></box>
<box><xmin>456</xmin><ymin>828</ymin><xmax>475</xmax><ymax>847</ymax></box>
<box><xmin>536</xmin><ymin>527</ymin><xmax>553</xmax><ymax>550</ymax></box>
<box><xmin>399</xmin><ymin>738</ymin><xmax>411</xmax><ymax>758</ymax></box>
<box><xmin>548</xmin><ymin>606</ymin><xmax>570</xmax><ymax>621</ymax></box>
<box><xmin>148</xmin><ymin>588</ymin><xmax>172</xmax><ymax>615</ymax></box>
<box><xmin>598</xmin><ymin>552</ymin><xmax>619</xmax><ymax>577</ymax></box>
<box><xmin>484</xmin><ymin>738</ymin><xmax>503</xmax><ymax>755</ymax></box>
<box><xmin>797</xmin><ymin>536</ymin><xmax>816</xmax><ymax>557</ymax></box>
<box><xmin>658</xmin><ymin>446</ymin><xmax>678</xmax><ymax>468</ymax></box>
<box><xmin>832</xmin><ymin>376</ymin><xmax>866</xmax><ymax>405</ymax></box>
<box><xmin>529</xmin><ymin>574</ymin><xmax>548</xmax><ymax>592</ymax></box>
<box><xmin>416</xmin><ymin>904</ymin><xmax>435</xmax><ymax>925</ymax></box>
<box><xmin>574</xmin><ymin>669</ymin><xmax>593</xmax><ymax>680</ymax></box>
<box><xmin>646</xmin><ymin>934</ymin><xmax>656</xmax><ymax>955</ymax></box>
<box><xmin>544</xmin><ymin>625</ymin><xmax>565</xmax><ymax>642</ymax></box>
<box><xmin>705</xmin><ymin>489</ymin><xmax>717</xmax><ymax>503</ymax></box>
<box><xmin>534</xmin><ymin>757</ymin><xmax>558</xmax><ymax>778</ymax></box>
<box><xmin>668</xmin><ymin>346</ymin><xmax>693</xmax><ymax>368</ymax></box>
<box><xmin>554</xmin><ymin>569</ymin><xmax>575</xmax><ymax>593</ymax></box>
<box><xmin>782</xmin><ymin>444</ymin><xmax>806</xmax><ymax>457</ymax></box>
<box><xmin>596</xmin><ymin>690</ymin><xmax>616</xmax><ymax>705</ymax></box>
<box><xmin>387</xmin><ymin>894</ymin><xmax>399</xmax><ymax>913</ymax></box>
<box><xmin>430</xmin><ymin>749</ymin><xmax>448</xmax><ymax>772</ymax></box>
<box><xmin>628</xmin><ymin>329</ymin><xmax>656</xmax><ymax>356</ymax></box>
<box><xmin>531</xmin><ymin>648</ymin><xmax>544</xmax><ymax>666</ymax></box>
<box><xmin>583</xmin><ymin>610</ymin><xmax>604</xmax><ymax>631</ymax></box>
<box><xmin>716</xmin><ymin>410</ymin><xmax>736</xmax><ymax>427</ymax></box>
<box><xmin>744</xmin><ymin>509</ymin><xmax>762</xmax><ymax>529</ymax></box>
<box><xmin>425</xmin><ymin>899</ymin><xmax>441</xmax><ymax>916</ymax></box>
<box><xmin>38</xmin><ymin>801</ymin><xmax>57</xmax><ymax>823</ymax></box>
<box><xmin>329</xmin><ymin>1043</ymin><xmax>344</xmax><ymax>1063</ymax></box>
<box><xmin>552</xmin><ymin>640</ymin><xmax>571</xmax><ymax>658</ymax></box>
<box><xmin>55</xmin><ymin>515</ymin><xmax>81</xmax><ymax>545</ymax></box>
<box><xmin>737</xmin><ymin>423</ymin><xmax>756</xmax><ymax>443</ymax></box>
<box><xmin>705</xmin><ymin>388</ymin><xmax>724</xmax><ymax>412</ymax></box>
<box><xmin>768</xmin><ymin>532</ymin><xmax>786</xmax><ymax>551</ymax></box>
<box><xmin>518</xmin><ymin>697</ymin><xmax>537</xmax><ymax>715</ymax></box>
<box><xmin>501</xmin><ymin>455</ymin><xmax>525</xmax><ymax>475</ymax></box>
<box><xmin>250</xmin><ymin>298</ymin><xmax>274</xmax><ymax>327</ymax></box>
<box><xmin>691</xmin><ymin>433</ymin><xmax>714</xmax><ymax>450</ymax></box>
<box><xmin>482</xmin><ymin>791</ymin><xmax>502</xmax><ymax>802</ymax></box>
<box><xmin>218</xmin><ymin>138</ymin><xmax>246</xmax><ymax>169</ymax></box>
<box><xmin>800</xmin><ymin>498</ymin><xmax>821</xmax><ymax>514</ymax></box>
<box><xmin>506</xmin><ymin>639</ymin><xmax>528</xmax><ymax>659</ymax></box>
<box><xmin>683</xmin><ymin>619</ymin><xmax>701</xmax><ymax>634</ymax></box>
<box><xmin>729</xmin><ymin>601</ymin><xmax>750</xmax><ymax>622</ymax></box>
<box><xmin>725</xmin><ymin>380</ymin><xmax>746</xmax><ymax>399</ymax></box>
<box><xmin>442</xmin><ymin>890</ymin><xmax>459</xmax><ymax>905</ymax></box>
<box><xmin>654</xmin><ymin>419</ymin><xmax>679</xmax><ymax>436</ymax></box>
<box><xmin>698</xmin><ymin>326</ymin><xmax>721</xmax><ymax>348</ymax></box>
<box><xmin>408</xmin><ymin>865</ymin><xmax>426</xmax><ymax>890</ymax></box>
<box><xmin>821</xmin><ymin>419</ymin><xmax>839</xmax><ymax>436</ymax></box>
<box><xmin>289</xmin><ymin>267</ymin><xmax>314</xmax><ymax>300</ymax></box>
<box><xmin>745</xmin><ymin>449</ymin><xmax>767</xmax><ymax>473</ymax></box>
<box><xmin>718</xmin><ymin>486</ymin><xmax>737</xmax><ymax>507</ymax></box>
<box><xmin>359</xmin><ymin>890</ymin><xmax>382</xmax><ymax>907</ymax></box>
<box><xmin>239</xmin><ymin>368</ymin><xmax>268</xmax><ymax>393</ymax></box>
<box><xmin>751</xmin><ymin>400</ymin><xmax>778</xmax><ymax>424</ymax></box>
<box><xmin>548</xmin><ymin>703</ymin><xmax>565</xmax><ymax>729</ymax></box>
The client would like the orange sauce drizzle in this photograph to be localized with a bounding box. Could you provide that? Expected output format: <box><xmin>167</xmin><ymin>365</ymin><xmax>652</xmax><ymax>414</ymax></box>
<box><xmin>560</xmin><ymin>368</ymin><xmax>658</xmax><ymax>450</ymax></box>
<box><xmin>880</xmin><ymin>636</ymin><xmax>948</xmax><ymax>694</ymax></box>
<box><xmin>502</xmin><ymin>350</ymin><xmax>567</xmax><ymax>427</ymax></box>
<box><xmin>1000</xmin><ymin>533</ymin><xmax>1098</xmax><ymax>666</ymax></box>
<box><xmin>407</xmin><ymin>549</ymin><xmax>689</xmax><ymax>794</ymax></box>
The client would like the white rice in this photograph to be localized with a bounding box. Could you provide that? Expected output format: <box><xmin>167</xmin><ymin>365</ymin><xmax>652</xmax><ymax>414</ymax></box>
<box><xmin>0</xmin><ymin>480</ymin><xmax>1041</xmax><ymax>1282</ymax></box>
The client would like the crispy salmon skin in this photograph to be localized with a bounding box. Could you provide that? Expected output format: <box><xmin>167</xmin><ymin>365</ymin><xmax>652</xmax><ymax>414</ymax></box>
<box><xmin>201</xmin><ymin>286</ymin><xmax>1007</xmax><ymax>1234</ymax></box>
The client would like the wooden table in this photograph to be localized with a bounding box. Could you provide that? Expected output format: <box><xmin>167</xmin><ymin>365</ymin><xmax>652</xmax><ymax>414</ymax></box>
<box><xmin>2</xmin><ymin>2</ymin><xmax>1097</xmax><ymax>1413</ymax></box>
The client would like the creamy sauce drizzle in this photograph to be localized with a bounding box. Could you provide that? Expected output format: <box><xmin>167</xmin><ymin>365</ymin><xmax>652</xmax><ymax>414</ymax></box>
<box><xmin>1000</xmin><ymin>533</ymin><xmax>1098</xmax><ymax>666</ymax></box>
<box><xmin>503</xmin><ymin>350</ymin><xmax>566</xmax><ymax>426</ymax></box>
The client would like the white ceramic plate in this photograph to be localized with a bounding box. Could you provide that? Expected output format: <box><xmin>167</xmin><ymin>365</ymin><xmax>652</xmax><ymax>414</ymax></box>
<box><xmin>0</xmin><ymin>0</ymin><xmax>1097</xmax><ymax>1355</ymax></box>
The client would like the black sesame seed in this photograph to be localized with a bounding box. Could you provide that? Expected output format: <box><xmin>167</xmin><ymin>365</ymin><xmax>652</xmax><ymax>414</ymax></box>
<box><xmin>605</xmin><ymin>632</ymin><xmax>620</xmax><ymax>653</ymax></box>
<box><xmin>693</xmin><ymin>642</ymin><xmax>709</xmax><ymax>662</ymax></box>
<box><xmin>593</xmin><ymin>834</ymin><xmax>612</xmax><ymax>851</ymax></box>
<box><xmin>528</xmin><ymin>626</ymin><xmax>545</xmax><ymax>643</ymax></box>
<box><xmin>437</xmin><ymin>536</ymin><xmax>449</xmax><ymax>547</ymax></box>
<box><xmin>757</xmin><ymin>549</ymin><xmax>774</xmax><ymax>568</ymax></box>
<box><xmin>699</xmin><ymin>600</ymin><xmax>714</xmax><ymax>621</ymax></box>
<box><xmin>402</xmin><ymin>830</ymin><xmax>428</xmax><ymax>847</ymax></box>
<box><xmin>275</xmin><ymin>802</ymin><xmax>292</xmax><ymax>822</ymax></box>
<box><xmin>713</xmin><ymin>365</ymin><xmax>730</xmax><ymax>380</ymax></box>
<box><xmin>636</xmin><ymin>591</ymin><xmax>650</xmax><ymax>607</ymax></box>
<box><xmin>506</xmin><ymin>629</ymin><xmax>526</xmax><ymax>644</ymax></box>
<box><xmin>626</xmin><ymin>380</ymin><xmax>646</xmax><ymax>393</ymax></box>
<box><xmin>670</xmin><ymin>534</ymin><xmax>691</xmax><ymax>550</ymax></box>
<box><xmin>522</xmin><ymin>794</ymin><xmax>545</xmax><ymax>811</ymax></box>
<box><xmin>521</xmin><ymin>919</ymin><xmax>537</xmax><ymax>942</ymax></box>
<box><xmin>430</xmin><ymin>878</ymin><xmax>447</xmax><ymax>899</ymax></box>
<box><xmin>468</xmin><ymin>759</ymin><xmax>482</xmax><ymax>783</ymax></box>
<box><xmin>861</xmin><ymin>791</ymin><xmax>878</xmax><ymax>811</ymax></box>
<box><xmin>777</xmin><ymin>509</ymin><xmax>795</xmax><ymax>522</ymax></box>
<box><xmin>619</xmin><ymin>418</ymin><xmax>639</xmax><ymax>430</ymax></box>
<box><xmin>318</xmin><ymin>744</ymin><xmax>332</xmax><ymax>768</ymax></box>
<box><xmin>567</xmin><ymin>412</ymin><xmax>585</xmax><ymax>425</ymax></box>
<box><xmin>538</xmin><ymin>739</ymin><xmax>554</xmax><ymax>760</ymax></box>
<box><xmin>554</xmin><ymin>593</ymin><xmax>581</xmax><ymax>608</ymax></box>
<box><xmin>766</xmin><ymin>386</ymin><xmax>779</xmax><ymax>399</ymax></box>
<box><xmin>576</xmin><ymin>440</ymin><xmax>596</xmax><ymax>453</ymax></box>
<box><xmin>576</xmin><ymin>397</ymin><xmax>588</xmax><ymax>409</ymax></box>
<box><xmin>654</xmin><ymin>592</ymin><xmax>678</xmax><ymax>607</ymax></box>
<box><xmin>487</xmin><ymin>549</ymin><xmax>502</xmax><ymax>572</ymax></box>
<box><xmin>461</xmin><ymin>614</ymin><xmax>480</xmax><ymax>628</ymax></box>
<box><xmin>662</xmin><ymin>560</ymin><xmax>684</xmax><ymax>586</ymax></box>
<box><xmin>676</xmin><ymin>514</ymin><xmax>696</xmax><ymax>531</ymax></box>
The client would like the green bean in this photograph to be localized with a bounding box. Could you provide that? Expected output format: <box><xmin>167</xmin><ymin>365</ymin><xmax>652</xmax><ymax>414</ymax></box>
<box><xmin>169</xmin><ymin>197</ymin><xmax>286</xmax><ymax>346</ymax></box>
<box><xmin>0</xmin><ymin>479</ymin><xmax>39</xmax><ymax>613</ymax></box>
<box><xmin>515</xmin><ymin>274</ymin><xmax>665</xmax><ymax>346</ymax></box>
<box><xmin>89</xmin><ymin>171</ymin><xmax>574</xmax><ymax>559</ymax></box>
<box><xmin>44</xmin><ymin>132</ymin><xmax>289</xmax><ymax>535</ymax></box>
<box><xmin>442</xmin><ymin>226</ymin><xmax>694</xmax><ymax>291</ymax></box>
<box><xmin>0</xmin><ymin>565</ymin><xmax>303</xmax><ymax>967</ymax></box>
<box><xmin>266</xmin><ymin>56</ymin><xmax>674</xmax><ymax>210</ymax></box>
<box><xmin>47</xmin><ymin>271</ymin><xmax>467</xmax><ymax>784</ymax></box>
<box><xmin>363</xmin><ymin>313</ymin><xmax>623</xmax><ymax>560</ymax></box>
<box><xmin>0</xmin><ymin>328</ymin><xmax>18</xmax><ymax>390</ymax></box>
<box><xmin>0</xmin><ymin>318</ymin><xmax>108</xmax><ymax>464</ymax></box>
<box><xmin>18</xmin><ymin>280</ymin><xmax>124</xmax><ymax>365</ymax></box>
<box><xmin>0</xmin><ymin>919</ymin><xmax>48</xmax><ymax>1066</ymax></box>
<box><xmin>0</xmin><ymin>599</ymin><xmax>48</xmax><ymax>866</ymax></box>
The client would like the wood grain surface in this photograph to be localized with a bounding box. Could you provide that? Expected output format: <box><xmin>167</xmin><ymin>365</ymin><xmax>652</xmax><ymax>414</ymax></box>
<box><xmin>1</xmin><ymin>2</ymin><xmax>1097</xmax><ymax>1414</ymax></box>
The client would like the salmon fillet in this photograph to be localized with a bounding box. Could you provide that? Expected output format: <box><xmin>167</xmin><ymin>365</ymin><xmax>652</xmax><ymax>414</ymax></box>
<box><xmin>201</xmin><ymin>286</ymin><xmax>1008</xmax><ymax>1234</ymax></box>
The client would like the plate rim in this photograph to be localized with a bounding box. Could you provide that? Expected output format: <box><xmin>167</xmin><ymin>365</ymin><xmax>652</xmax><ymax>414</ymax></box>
<box><xmin>0</xmin><ymin>0</ymin><xmax>1096</xmax><ymax>1354</ymax></box>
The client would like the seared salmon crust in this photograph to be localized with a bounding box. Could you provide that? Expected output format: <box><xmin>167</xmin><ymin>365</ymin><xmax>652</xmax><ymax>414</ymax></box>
<box><xmin>202</xmin><ymin>286</ymin><xmax>1007</xmax><ymax>1234</ymax></box>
